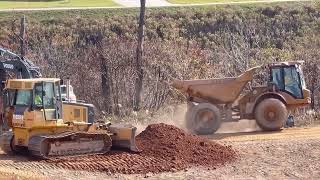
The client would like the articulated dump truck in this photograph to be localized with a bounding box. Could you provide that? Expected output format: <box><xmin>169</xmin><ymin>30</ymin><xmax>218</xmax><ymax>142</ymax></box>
<box><xmin>171</xmin><ymin>61</ymin><xmax>311</xmax><ymax>135</ymax></box>
<box><xmin>0</xmin><ymin>78</ymin><xmax>139</xmax><ymax>158</ymax></box>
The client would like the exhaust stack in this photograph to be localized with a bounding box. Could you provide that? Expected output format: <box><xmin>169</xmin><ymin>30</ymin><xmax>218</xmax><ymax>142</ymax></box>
<box><xmin>66</xmin><ymin>78</ymin><xmax>70</xmax><ymax>103</ymax></box>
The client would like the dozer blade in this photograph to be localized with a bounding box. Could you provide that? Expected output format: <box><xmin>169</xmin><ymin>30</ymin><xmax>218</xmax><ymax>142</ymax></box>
<box><xmin>109</xmin><ymin>124</ymin><xmax>140</xmax><ymax>152</ymax></box>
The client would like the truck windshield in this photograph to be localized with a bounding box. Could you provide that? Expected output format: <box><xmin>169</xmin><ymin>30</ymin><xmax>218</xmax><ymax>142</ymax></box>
<box><xmin>297</xmin><ymin>65</ymin><xmax>306</xmax><ymax>89</ymax></box>
<box><xmin>284</xmin><ymin>67</ymin><xmax>303</xmax><ymax>99</ymax></box>
<box><xmin>271</xmin><ymin>66</ymin><xmax>303</xmax><ymax>99</ymax></box>
<box><xmin>15</xmin><ymin>90</ymin><xmax>32</xmax><ymax>106</ymax></box>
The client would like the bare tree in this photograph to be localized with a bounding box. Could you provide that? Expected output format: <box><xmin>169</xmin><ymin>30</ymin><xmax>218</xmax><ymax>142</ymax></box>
<box><xmin>134</xmin><ymin>0</ymin><xmax>146</xmax><ymax>111</ymax></box>
<box><xmin>100</xmin><ymin>50</ymin><xmax>113</xmax><ymax>115</ymax></box>
<box><xmin>20</xmin><ymin>15</ymin><xmax>26</xmax><ymax>58</ymax></box>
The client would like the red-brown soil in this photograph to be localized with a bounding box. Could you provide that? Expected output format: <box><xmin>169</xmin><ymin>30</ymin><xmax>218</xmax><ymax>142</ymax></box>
<box><xmin>44</xmin><ymin>123</ymin><xmax>236</xmax><ymax>174</ymax></box>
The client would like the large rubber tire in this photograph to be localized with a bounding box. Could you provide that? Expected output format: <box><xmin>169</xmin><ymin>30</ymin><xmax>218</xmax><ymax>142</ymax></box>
<box><xmin>255</xmin><ymin>98</ymin><xmax>288</xmax><ymax>131</ymax></box>
<box><xmin>185</xmin><ymin>103</ymin><xmax>221</xmax><ymax>135</ymax></box>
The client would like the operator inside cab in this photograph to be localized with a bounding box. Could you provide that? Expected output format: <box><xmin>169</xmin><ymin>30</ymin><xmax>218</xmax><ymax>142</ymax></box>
<box><xmin>34</xmin><ymin>86</ymin><xmax>43</xmax><ymax>106</ymax></box>
<box><xmin>33</xmin><ymin>82</ymin><xmax>55</xmax><ymax>110</ymax></box>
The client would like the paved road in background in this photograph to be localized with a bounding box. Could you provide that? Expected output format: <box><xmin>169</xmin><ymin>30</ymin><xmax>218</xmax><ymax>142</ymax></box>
<box><xmin>115</xmin><ymin>0</ymin><xmax>311</xmax><ymax>7</ymax></box>
<box><xmin>0</xmin><ymin>0</ymin><xmax>313</xmax><ymax>11</ymax></box>
<box><xmin>114</xmin><ymin>0</ymin><xmax>171</xmax><ymax>7</ymax></box>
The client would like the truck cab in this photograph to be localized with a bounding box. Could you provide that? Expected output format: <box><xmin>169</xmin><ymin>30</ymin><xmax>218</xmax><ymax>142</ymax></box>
<box><xmin>269</xmin><ymin>61</ymin><xmax>311</xmax><ymax>106</ymax></box>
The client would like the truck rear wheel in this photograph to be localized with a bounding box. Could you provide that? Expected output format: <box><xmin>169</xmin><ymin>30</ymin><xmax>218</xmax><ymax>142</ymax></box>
<box><xmin>255</xmin><ymin>98</ymin><xmax>288</xmax><ymax>131</ymax></box>
<box><xmin>186</xmin><ymin>103</ymin><xmax>221</xmax><ymax>135</ymax></box>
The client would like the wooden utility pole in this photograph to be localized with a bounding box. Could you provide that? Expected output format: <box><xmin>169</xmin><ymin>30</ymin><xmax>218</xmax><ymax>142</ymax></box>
<box><xmin>20</xmin><ymin>15</ymin><xmax>26</xmax><ymax>58</ymax></box>
<box><xmin>134</xmin><ymin>0</ymin><xmax>146</xmax><ymax>111</ymax></box>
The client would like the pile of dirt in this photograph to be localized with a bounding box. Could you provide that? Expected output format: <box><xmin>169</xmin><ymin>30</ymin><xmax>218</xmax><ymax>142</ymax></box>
<box><xmin>136</xmin><ymin>123</ymin><xmax>236</xmax><ymax>167</ymax></box>
<box><xmin>44</xmin><ymin>123</ymin><xmax>236</xmax><ymax>174</ymax></box>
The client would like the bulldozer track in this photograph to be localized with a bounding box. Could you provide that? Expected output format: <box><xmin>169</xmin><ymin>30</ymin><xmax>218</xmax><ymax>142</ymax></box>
<box><xmin>28</xmin><ymin>131</ymin><xmax>112</xmax><ymax>159</ymax></box>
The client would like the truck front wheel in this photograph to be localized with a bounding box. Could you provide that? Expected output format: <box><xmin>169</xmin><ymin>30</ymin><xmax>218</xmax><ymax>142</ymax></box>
<box><xmin>255</xmin><ymin>98</ymin><xmax>288</xmax><ymax>131</ymax></box>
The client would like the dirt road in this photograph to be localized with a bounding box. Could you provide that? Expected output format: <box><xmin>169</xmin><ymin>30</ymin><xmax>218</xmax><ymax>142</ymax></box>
<box><xmin>0</xmin><ymin>126</ymin><xmax>319</xmax><ymax>179</ymax></box>
<box><xmin>213</xmin><ymin>126</ymin><xmax>320</xmax><ymax>141</ymax></box>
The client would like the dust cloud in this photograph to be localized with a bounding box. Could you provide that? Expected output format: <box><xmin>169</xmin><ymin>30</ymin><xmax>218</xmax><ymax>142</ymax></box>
<box><xmin>134</xmin><ymin>104</ymin><xmax>262</xmax><ymax>135</ymax></box>
<box><xmin>217</xmin><ymin>120</ymin><xmax>261</xmax><ymax>134</ymax></box>
<box><xmin>134</xmin><ymin>104</ymin><xmax>188</xmax><ymax>135</ymax></box>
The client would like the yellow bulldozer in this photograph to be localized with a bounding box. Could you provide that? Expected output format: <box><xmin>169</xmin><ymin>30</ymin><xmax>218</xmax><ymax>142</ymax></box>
<box><xmin>171</xmin><ymin>61</ymin><xmax>311</xmax><ymax>135</ymax></box>
<box><xmin>0</xmin><ymin>78</ymin><xmax>139</xmax><ymax>158</ymax></box>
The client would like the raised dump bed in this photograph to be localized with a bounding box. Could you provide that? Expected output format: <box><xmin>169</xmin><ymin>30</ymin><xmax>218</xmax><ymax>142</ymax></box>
<box><xmin>171</xmin><ymin>67</ymin><xmax>258</xmax><ymax>104</ymax></box>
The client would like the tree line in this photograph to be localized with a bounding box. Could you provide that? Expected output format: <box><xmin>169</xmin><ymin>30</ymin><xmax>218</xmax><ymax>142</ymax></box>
<box><xmin>0</xmin><ymin>2</ymin><xmax>319</xmax><ymax>120</ymax></box>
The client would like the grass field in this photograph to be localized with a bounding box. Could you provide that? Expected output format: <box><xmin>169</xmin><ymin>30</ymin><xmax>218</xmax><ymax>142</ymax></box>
<box><xmin>0</xmin><ymin>0</ymin><xmax>119</xmax><ymax>9</ymax></box>
<box><xmin>167</xmin><ymin>0</ymin><xmax>268</xmax><ymax>4</ymax></box>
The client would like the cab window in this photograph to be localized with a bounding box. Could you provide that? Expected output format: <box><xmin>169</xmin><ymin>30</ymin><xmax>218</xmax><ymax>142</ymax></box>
<box><xmin>271</xmin><ymin>66</ymin><xmax>303</xmax><ymax>99</ymax></box>
<box><xmin>34</xmin><ymin>82</ymin><xmax>55</xmax><ymax>109</ymax></box>
<box><xmin>284</xmin><ymin>67</ymin><xmax>303</xmax><ymax>99</ymax></box>
<box><xmin>55</xmin><ymin>82</ymin><xmax>61</xmax><ymax>100</ymax></box>
<box><xmin>15</xmin><ymin>90</ymin><xmax>32</xmax><ymax>106</ymax></box>
<box><xmin>271</xmin><ymin>68</ymin><xmax>284</xmax><ymax>89</ymax></box>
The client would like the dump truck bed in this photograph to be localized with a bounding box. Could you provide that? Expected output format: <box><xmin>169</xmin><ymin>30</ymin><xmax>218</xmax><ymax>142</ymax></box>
<box><xmin>171</xmin><ymin>67</ymin><xmax>260</xmax><ymax>104</ymax></box>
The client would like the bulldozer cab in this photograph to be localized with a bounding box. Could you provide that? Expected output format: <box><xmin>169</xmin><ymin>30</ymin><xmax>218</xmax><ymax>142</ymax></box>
<box><xmin>269</xmin><ymin>62</ymin><xmax>305</xmax><ymax>99</ymax></box>
<box><xmin>4</xmin><ymin>78</ymin><xmax>63</xmax><ymax>127</ymax></box>
<box><xmin>32</xmin><ymin>81</ymin><xmax>62</xmax><ymax>119</ymax></box>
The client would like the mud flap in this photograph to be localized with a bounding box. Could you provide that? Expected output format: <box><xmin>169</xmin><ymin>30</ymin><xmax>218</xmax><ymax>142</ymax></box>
<box><xmin>109</xmin><ymin>124</ymin><xmax>140</xmax><ymax>152</ymax></box>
